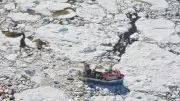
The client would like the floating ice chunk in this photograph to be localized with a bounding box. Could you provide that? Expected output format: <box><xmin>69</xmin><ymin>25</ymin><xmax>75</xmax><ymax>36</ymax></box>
<box><xmin>138</xmin><ymin>0</ymin><xmax>168</xmax><ymax>10</ymax></box>
<box><xmin>54</xmin><ymin>9</ymin><xmax>77</xmax><ymax>19</ymax></box>
<box><xmin>7</xmin><ymin>12</ymin><xmax>40</xmax><ymax>22</ymax></box>
<box><xmin>48</xmin><ymin>3</ymin><xmax>71</xmax><ymax>11</ymax></box>
<box><xmin>5</xmin><ymin>54</ymin><xmax>17</xmax><ymax>61</ymax></box>
<box><xmin>4</xmin><ymin>3</ymin><xmax>15</xmax><ymax>10</ymax></box>
<box><xmin>136</xmin><ymin>18</ymin><xmax>180</xmax><ymax>43</ymax></box>
<box><xmin>14</xmin><ymin>86</ymin><xmax>69</xmax><ymax>101</ymax></box>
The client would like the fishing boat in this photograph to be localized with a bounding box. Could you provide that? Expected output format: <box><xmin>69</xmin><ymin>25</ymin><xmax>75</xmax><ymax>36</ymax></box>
<box><xmin>82</xmin><ymin>64</ymin><xmax>124</xmax><ymax>85</ymax></box>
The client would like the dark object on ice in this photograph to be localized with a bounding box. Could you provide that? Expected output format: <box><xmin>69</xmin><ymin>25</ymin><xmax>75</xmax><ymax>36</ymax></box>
<box><xmin>25</xmin><ymin>70</ymin><xmax>35</xmax><ymax>76</ymax></box>
<box><xmin>67</xmin><ymin>77</ymin><xmax>74</xmax><ymax>80</ymax></box>
<box><xmin>26</xmin><ymin>9</ymin><xmax>36</xmax><ymax>15</ymax></box>
<box><xmin>20</xmin><ymin>33</ymin><xmax>26</xmax><ymax>48</ymax></box>
<box><xmin>169</xmin><ymin>49</ymin><xmax>180</xmax><ymax>55</ymax></box>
